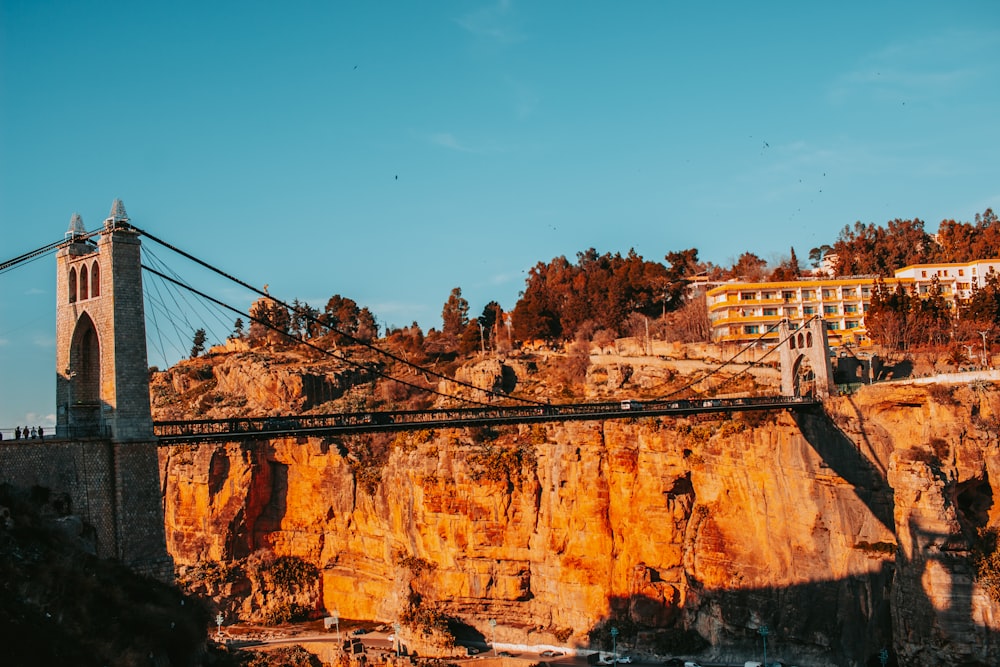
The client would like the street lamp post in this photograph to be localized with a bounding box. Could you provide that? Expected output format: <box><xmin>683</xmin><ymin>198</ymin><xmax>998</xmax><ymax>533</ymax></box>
<box><xmin>394</xmin><ymin>622</ymin><xmax>401</xmax><ymax>657</ymax></box>
<box><xmin>610</xmin><ymin>626</ymin><xmax>619</xmax><ymax>664</ymax></box>
<box><xmin>979</xmin><ymin>330</ymin><xmax>991</xmax><ymax>367</ymax></box>
<box><xmin>489</xmin><ymin>618</ymin><xmax>497</xmax><ymax>656</ymax></box>
<box><xmin>216</xmin><ymin>612</ymin><xmax>224</xmax><ymax>640</ymax></box>
<box><xmin>759</xmin><ymin>625</ymin><xmax>769</xmax><ymax>667</ymax></box>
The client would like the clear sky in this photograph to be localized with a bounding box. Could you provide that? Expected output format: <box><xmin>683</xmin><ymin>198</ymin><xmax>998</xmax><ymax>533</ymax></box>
<box><xmin>2</xmin><ymin>1</ymin><xmax>999</xmax><ymax>430</ymax></box>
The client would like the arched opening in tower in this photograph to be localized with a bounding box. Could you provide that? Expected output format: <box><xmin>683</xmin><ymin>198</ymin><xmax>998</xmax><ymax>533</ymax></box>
<box><xmin>792</xmin><ymin>354</ymin><xmax>816</xmax><ymax>398</ymax></box>
<box><xmin>69</xmin><ymin>313</ymin><xmax>101</xmax><ymax>429</ymax></box>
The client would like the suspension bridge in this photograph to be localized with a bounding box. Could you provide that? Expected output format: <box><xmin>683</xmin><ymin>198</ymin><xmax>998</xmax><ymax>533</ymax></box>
<box><xmin>1</xmin><ymin>200</ymin><xmax>830</xmax><ymax>446</ymax></box>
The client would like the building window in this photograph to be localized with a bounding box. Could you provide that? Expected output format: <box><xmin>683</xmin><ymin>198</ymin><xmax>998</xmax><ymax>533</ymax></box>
<box><xmin>744</xmin><ymin>325</ymin><xmax>759</xmax><ymax>334</ymax></box>
<box><xmin>845</xmin><ymin>304</ymin><xmax>858</xmax><ymax>314</ymax></box>
<box><xmin>822</xmin><ymin>289</ymin><xmax>835</xmax><ymax>299</ymax></box>
<box><xmin>740</xmin><ymin>292</ymin><xmax>756</xmax><ymax>301</ymax></box>
<box><xmin>91</xmin><ymin>262</ymin><xmax>100</xmax><ymax>297</ymax></box>
<box><xmin>845</xmin><ymin>321</ymin><xmax>859</xmax><ymax>329</ymax></box>
<box><xmin>784</xmin><ymin>307</ymin><xmax>798</xmax><ymax>317</ymax></box>
<box><xmin>801</xmin><ymin>290</ymin><xmax>814</xmax><ymax>300</ymax></box>
<box><xmin>921</xmin><ymin>270</ymin><xmax>927</xmax><ymax>278</ymax></box>
<box><xmin>763</xmin><ymin>308</ymin><xmax>777</xmax><ymax>316</ymax></box>
<box><xmin>828</xmin><ymin>322</ymin><xmax>840</xmax><ymax>330</ymax></box>
<box><xmin>823</xmin><ymin>305</ymin><xmax>838</xmax><ymax>314</ymax></box>
<box><xmin>959</xmin><ymin>269</ymin><xmax>964</xmax><ymax>276</ymax></box>
<box><xmin>843</xmin><ymin>287</ymin><xmax>856</xmax><ymax>298</ymax></box>
<box><xmin>782</xmin><ymin>291</ymin><xmax>794</xmax><ymax>301</ymax></box>
<box><xmin>861</xmin><ymin>286</ymin><xmax>871</xmax><ymax>297</ymax></box>
<box><xmin>762</xmin><ymin>292</ymin><xmax>775</xmax><ymax>300</ymax></box>
<box><xmin>68</xmin><ymin>267</ymin><xmax>77</xmax><ymax>303</ymax></box>
<box><xmin>803</xmin><ymin>306</ymin><xmax>816</xmax><ymax>315</ymax></box>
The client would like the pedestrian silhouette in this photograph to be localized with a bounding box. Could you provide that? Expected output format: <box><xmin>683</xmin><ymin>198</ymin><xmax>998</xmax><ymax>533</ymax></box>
<box><xmin>14</xmin><ymin>426</ymin><xmax>20</xmax><ymax>439</ymax></box>
<box><xmin>30</xmin><ymin>426</ymin><xmax>37</xmax><ymax>439</ymax></box>
<box><xmin>38</xmin><ymin>426</ymin><xmax>44</xmax><ymax>440</ymax></box>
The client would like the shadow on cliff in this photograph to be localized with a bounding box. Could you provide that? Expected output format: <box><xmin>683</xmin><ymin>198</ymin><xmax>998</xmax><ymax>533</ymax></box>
<box><xmin>785</xmin><ymin>402</ymin><xmax>996</xmax><ymax>666</ymax></box>
<box><xmin>585</xmin><ymin>572</ymin><xmax>898</xmax><ymax>667</ymax></box>
<box><xmin>792</xmin><ymin>404</ymin><xmax>894</xmax><ymax>532</ymax></box>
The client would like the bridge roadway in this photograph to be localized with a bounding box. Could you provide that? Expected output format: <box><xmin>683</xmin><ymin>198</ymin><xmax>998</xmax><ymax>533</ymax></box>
<box><xmin>153</xmin><ymin>395</ymin><xmax>818</xmax><ymax>444</ymax></box>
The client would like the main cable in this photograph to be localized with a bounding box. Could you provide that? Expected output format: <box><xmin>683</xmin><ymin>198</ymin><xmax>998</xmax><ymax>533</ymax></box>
<box><xmin>133</xmin><ymin>226</ymin><xmax>547</xmax><ymax>406</ymax></box>
<box><xmin>141</xmin><ymin>264</ymin><xmax>499</xmax><ymax>409</ymax></box>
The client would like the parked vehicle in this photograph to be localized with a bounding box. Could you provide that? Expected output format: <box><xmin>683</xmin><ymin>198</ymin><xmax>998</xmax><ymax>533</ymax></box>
<box><xmin>620</xmin><ymin>399</ymin><xmax>642</xmax><ymax>410</ymax></box>
<box><xmin>467</xmin><ymin>647</ymin><xmax>481</xmax><ymax>655</ymax></box>
<box><xmin>540</xmin><ymin>651</ymin><xmax>563</xmax><ymax>657</ymax></box>
<box><xmin>616</xmin><ymin>656</ymin><xmax>633</xmax><ymax>663</ymax></box>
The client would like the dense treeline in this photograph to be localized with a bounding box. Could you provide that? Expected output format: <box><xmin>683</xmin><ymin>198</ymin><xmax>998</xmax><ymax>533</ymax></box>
<box><xmin>203</xmin><ymin>210</ymin><xmax>1000</xmax><ymax>362</ymax></box>
<box><xmin>829</xmin><ymin>209</ymin><xmax>1000</xmax><ymax>276</ymax></box>
<box><xmin>825</xmin><ymin>209</ymin><xmax>1000</xmax><ymax>354</ymax></box>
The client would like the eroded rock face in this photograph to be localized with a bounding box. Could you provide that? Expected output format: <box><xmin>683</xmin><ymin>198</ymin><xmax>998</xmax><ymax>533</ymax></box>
<box><xmin>157</xmin><ymin>355</ymin><xmax>1000</xmax><ymax>666</ymax></box>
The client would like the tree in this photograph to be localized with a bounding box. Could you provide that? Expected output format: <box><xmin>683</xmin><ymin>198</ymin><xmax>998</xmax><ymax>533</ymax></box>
<box><xmin>232</xmin><ymin>317</ymin><xmax>245</xmax><ymax>339</ymax></box>
<box><xmin>864</xmin><ymin>279</ymin><xmax>918</xmax><ymax>354</ymax></box>
<box><xmin>808</xmin><ymin>245</ymin><xmax>833</xmax><ymax>269</ymax></box>
<box><xmin>663</xmin><ymin>248</ymin><xmax>699</xmax><ymax>309</ymax></box>
<box><xmin>729</xmin><ymin>252</ymin><xmax>768</xmax><ymax>281</ymax></box>
<box><xmin>478</xmin><ymin>302</ymin><xmax>503</xmax><ymax>351</ymax></box>
<box><xmin>190</xmin><ymin>328</ymin><xmax>207</xmax><ymax>358</ymax></box>
<box><xmin>769</xmin><ymin>247</ymin><xmax>802</xmax><ymax>281</ymax></box>
<box><xmin>441</xmin><ymin>287</ymin><xmax>470</xmax><ymax>338</ymax></box>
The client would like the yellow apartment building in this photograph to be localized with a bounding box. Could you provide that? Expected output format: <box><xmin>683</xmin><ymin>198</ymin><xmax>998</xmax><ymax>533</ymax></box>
<box><xmin>706</xmin><ymin>258</ymin><xmax>1000</xmax><ymax>349</ymax></box>
<box><xmin>707</xmin><ymin>276</ymin><xmax>891</xmax><ymax>348</ymax></box>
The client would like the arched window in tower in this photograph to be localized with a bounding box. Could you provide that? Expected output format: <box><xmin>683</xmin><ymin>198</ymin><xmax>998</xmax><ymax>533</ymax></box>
<box><xmin>91</xmin><ymin>262</ymin><xmax>100</xmax><ymax>297</ymax></box>
<box><xmin>68</xmin><ymin>267</ymin><xmax>77</xmax><ymax>303</ymax></box>
<box><xmin>806</xmin><ymin>331</ymin><xmax>813</xmax><ymax>348</ymax></box>
<box><xmin>79</xmin><ymin>264</ymin><xmax>89</xmax><ymax>300</ymax></box>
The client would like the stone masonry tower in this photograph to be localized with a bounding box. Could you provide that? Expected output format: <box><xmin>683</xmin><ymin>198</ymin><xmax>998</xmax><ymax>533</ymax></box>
<box><xmin>778</xmin><ymin>316</ymin><xmax>836</xmax><ymax>399</ymax></box>
<box><xmin>56</xmin><ymin>199</ymin><xmax>153</xmax><ymax>441</ymax></box>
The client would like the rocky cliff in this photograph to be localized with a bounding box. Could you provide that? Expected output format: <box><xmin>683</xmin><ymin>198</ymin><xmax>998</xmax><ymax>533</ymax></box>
<box><xmin>154</xmin><ymin>350</ymin><xmax>1000</xmax><ymax>667</ymax></box>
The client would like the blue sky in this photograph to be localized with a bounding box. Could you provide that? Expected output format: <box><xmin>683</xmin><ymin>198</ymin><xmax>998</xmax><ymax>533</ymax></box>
<box><xmin>2</xmin><ymin>1</ymin><xmax>999</xmax><ymax>430</ymax></box>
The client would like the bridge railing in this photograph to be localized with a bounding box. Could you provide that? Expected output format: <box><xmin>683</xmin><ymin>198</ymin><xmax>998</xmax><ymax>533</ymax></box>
<box><xmin>152</xmin><ymin>395</ymin><xmax>818</xmax><ymax>443</ymax></box>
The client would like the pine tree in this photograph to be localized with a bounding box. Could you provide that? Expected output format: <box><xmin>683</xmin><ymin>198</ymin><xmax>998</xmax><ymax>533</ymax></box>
<box><xmin>190</xmin><ymin>328</ymin><xmax>207</xmax><ymax>358</ymax></box>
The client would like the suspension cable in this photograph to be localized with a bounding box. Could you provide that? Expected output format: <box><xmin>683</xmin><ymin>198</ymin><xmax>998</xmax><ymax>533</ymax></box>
<box><xmin>133</xmin><ymin>226</ymin><xmax>547</xmax><ymax>406</ymax></box>
<box><xmin>141</xmin><ymin>264</ymin><xmax>499</xmax><ymax>408</ymax></box>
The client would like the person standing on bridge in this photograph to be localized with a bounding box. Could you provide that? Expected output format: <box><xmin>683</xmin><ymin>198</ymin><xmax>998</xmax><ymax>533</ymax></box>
<box><xmin>14</xmin><ymin>426</ymin><xmax>20</xmax><ymax>439</ymax></box>
<box><xmin>30</xmin><ymin>426</ymin><xmax>37</xmax><ymax>439</ymax></box>
<box><xmin>38</xmin><ymin>426</ymin><xmax>43</xmax><ymax>440</ymax></box>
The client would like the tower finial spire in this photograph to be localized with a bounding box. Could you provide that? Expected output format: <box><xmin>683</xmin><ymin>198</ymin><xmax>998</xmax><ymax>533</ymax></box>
<box><xmin>66</xmin><ymin>212</ymin><xmax>86</xmax><ymax>238</ymax></box>
<box><xmin>105</xmin><ymin>198</ymin><xmax>130</xmax><ymax>230</ymax></box>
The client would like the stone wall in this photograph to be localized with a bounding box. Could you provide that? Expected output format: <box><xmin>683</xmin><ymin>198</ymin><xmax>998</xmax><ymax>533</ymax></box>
<box><xmin>0</xmin><ymin>437</ymin><xmax>172</xmax><ymax>580</ymax></box>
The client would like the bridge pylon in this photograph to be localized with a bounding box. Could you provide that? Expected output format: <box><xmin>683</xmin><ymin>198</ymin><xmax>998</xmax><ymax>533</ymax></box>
<box><xmin>778</xmin><ymin>316</ymin><xmax>835</xmax><ymax>399</ymax></box>
<box><xmin>56</xmin><ymin>200</ymin><xmax>153</xmax><ymax>441</ymax></box>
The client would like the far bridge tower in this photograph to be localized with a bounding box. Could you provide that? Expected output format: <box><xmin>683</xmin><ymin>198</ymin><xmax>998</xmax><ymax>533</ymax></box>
<box><xmin>778</xmin><ymin>316</ymin><xmax>835</xmax><ymax>399</ymax></box>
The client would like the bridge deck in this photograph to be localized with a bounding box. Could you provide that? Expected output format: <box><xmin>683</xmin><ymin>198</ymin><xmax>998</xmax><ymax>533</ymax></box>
<box><xmin>153</xmin><ymin>395</ymin><xmax>818</xmax><ymax>444</ymax></box>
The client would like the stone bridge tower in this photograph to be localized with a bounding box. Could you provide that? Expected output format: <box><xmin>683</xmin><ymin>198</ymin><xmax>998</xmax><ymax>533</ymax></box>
<box><xmin>56</xmin><ymin>199</ymin><xmax>153</xmax><ymax>440</ymax></box>
<box><xmin>778</xmin><ymin>316</ymin><xmax>836</xmax><ymax>399</ymax></box>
